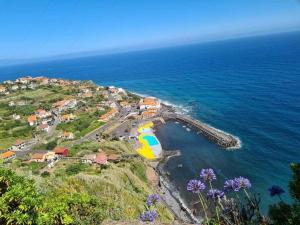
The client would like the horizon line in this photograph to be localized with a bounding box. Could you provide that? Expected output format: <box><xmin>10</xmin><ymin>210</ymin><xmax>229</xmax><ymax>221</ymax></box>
<box><xmin>0</xmin><ymin>28</ymin><xmax>299</xmax><ymax>68</ymax></box>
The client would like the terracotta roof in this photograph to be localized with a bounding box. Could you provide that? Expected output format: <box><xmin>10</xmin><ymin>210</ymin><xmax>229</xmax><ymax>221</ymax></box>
<box><xmin>0</xmin><ymin>151</ymin><xmax>15</xmax><ymax>159</ymax></box>
<box><xmin>31</xmin><ymin>152</ymin><xmax>46</xmax><ymax>159</ymax></box>
<box><xmin>36</xmin><ymin>109</ymin><xmax>46</xmax><ymax>113</ymax></box>
<box><xmin>142</xmin><ymin>108</ymin><xmax>157</xmax><ymax>117</ymax></box>
<box><xmin>141</xmin><ymin>97</ymin><xmax>159</xmax><ymax>106</ymax></box>
<box><xmin>53</xmin><ymin>147</ymin><xmax>68</xmax><ymax>154</ymax></box>
<box><xmin>95</xmin><ymin>152</ymin><xmax>107</xmax><ymax>165</ymax></box>
<box><xmin>108</xmin><ymin>154</ymin><xmax>119</xmax><ymax>161</ymax></box>
<box><xmin>39</xmin><ymin>124</ymin><xmax>49</xmax><ymax>129</ymax></box>
<box><xmin>15</xmin><ymin>140</ymin><xmax>25</xmax><ymax>146</ymax></box>
<box><xmin>27</xmin><ymin>115</ymin><xmax>37</xmax><ymax>123</ymax></box>
<box><xmin>99</xmin><ymin>108</ymin><xmax>118</xmax><ymax>120</ymax></box>
<box><xmin>61</xmin><ymin>114</ymin><xmax>75</xmax><ymax>121</ymax></box>
<box><xmin>63</xmin><ymin>131</ymin><xmax>73</xmax><ymax>136</ymax></box>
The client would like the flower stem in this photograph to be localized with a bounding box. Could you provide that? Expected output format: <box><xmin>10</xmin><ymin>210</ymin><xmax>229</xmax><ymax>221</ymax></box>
<box><xmin>198</xmin><ymin>193</ymin><xmax>209</xmax><ymax>223</ymax></box>
<box><xmin>215</xmin><ymin>205</ymin><xmax>220</xmax><ymax>224</ymax></box>
<box><xmin>243</xmin><ymin>189</ymin><xmax>255</xmax><ymax>208</ymax></box>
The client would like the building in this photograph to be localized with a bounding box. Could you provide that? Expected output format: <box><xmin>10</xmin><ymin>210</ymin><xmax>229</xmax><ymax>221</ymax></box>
<box><xmin>27</xmin><ymin>115</ymin><xmax>37</xmax><ymax>126</ymax></box>
<box><xmin>139</xmin><ymin>97</ymin><xmax>161</xmax><ymax>110</ymax></box>
<box><xmin>60</xmin><ymin>114</ymin><xmax>76</xmax><ymax>123</ymax></box>
<box><xmin>34</xmin><ymin>76</ymin><xmax>49</xmax><ymax>85</ymax></box>
<box><xmin>0</xmin><ymin>151</ymin><xmax>16</xmax><ymax>161</ymax></box>
<box><xmin>38</xmin><ymin>124</ymin><xmax>50</xmax><ymax>133</ymax></box>
<box><xmin>3</xmin><ymin>80</ymin><xmax>14</xmax><ymax>85</ymax></box>
<box><xmin>142</xmin><ymin>108</ymin><xmax>158</xmax><ymax>119</ymax></box>
<box><xmin>53</xmin><ymin>99</ymin><xmax>77</xmax><ymax>112</ymax></box>
<box><xmin>36</xmin><ymin>109</ymin><xmax>51</xmax><ymax>118</ymax></box>
<box><xmin>82</xmin><ymin>154</ymin><xmax>96</xmax><ymax>164</ymax></box>
<box><xmin>107</xmin><ymin>153</ymin><xmax>119</xmax><ymax>162</ymax></box>
<box><xmin>62</xmin><ymin>131</ymin><xmax>74</xmax><ymax>140</ymax></box>
<box><xmin>0</xmin><ymin>86</ymin><xmax>6</xmax><ymax>93</ymax></box>
<box><xmin>11</xmin><ymin>140</ymin><xmax>26</xmax><ymax>151</ymax></box>
<box><xmin>16</xmin><ymin>76</ymin><xmax>33</xmax><ymax>84</ymax></box>
<box><xmin>12</xmin><ymin>114</ymin><xmax>21</xmax><ymax>120</ymax></box>
<box><xmin>31</xmin><ymin>151</ymin><xmax>56</xmax><ymax>162</ymax></box>
<box><xmin>53</xmin><ymin>147</ymin><xmax>69</xmax><ymax>157</ymax></box>
<box><xmin>11</xmin><ymin>85</ymin><xmax>19</xmax><ymax>91</ymax></box>
<box><xmin>95</xmin><ymin>152</ymin><xmax>108</xmax><ymax>165</ymax></box>
<box><xmin>120</xmin><ymin>101</ymin><xmax>131</xmax><ymax>109</ymax></box>
<box><xmin>98</xmin><ymin>108</ymin><xmax>118</xmax><ymax>122</ymax></box>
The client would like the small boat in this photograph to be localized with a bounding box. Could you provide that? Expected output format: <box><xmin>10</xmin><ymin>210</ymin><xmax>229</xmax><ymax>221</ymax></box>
<box><xmin>182</xmin><ymin>125</ymin><xmax>186</xmax><ymax>128</ymax></box>
<box><xmin>177</xmin><ymin>164</ymin><xmax>183</xmax><ymax>168</ymax></box>
<box><xmin>186</xmin><ymin>128</ymin><xmax>191</xmax><ymax>132</ymax></box>
<box><xmin>175</xmin><ymin>121</ymin><xmax>179</xmax><ymax>124</ymax></box>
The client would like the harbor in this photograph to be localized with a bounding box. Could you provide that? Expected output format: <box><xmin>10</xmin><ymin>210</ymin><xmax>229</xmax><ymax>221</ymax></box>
<box><xmin>156</xmin><ymin>103</ymin><xmax>240</xmax><ymax>149</ymax></box>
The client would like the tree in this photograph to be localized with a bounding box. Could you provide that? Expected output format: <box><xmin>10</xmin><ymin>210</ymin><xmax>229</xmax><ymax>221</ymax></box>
<box><xmin>0</xmin><ymin>167</ymin><xmax>41</xmax><ymax>224</ymax></box>
<box><xmin>269</xmin><ymin>163</ymin><xmax>300</xmax><ymax>225</ymax></box>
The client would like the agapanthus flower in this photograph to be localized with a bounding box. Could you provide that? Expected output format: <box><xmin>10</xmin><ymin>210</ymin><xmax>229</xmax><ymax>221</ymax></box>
<box><xmin>234</xmin><ymin>177</ymin><xmax>251</xmax><ymax>189</ymax></box>
<box><xmin>140</xmin><ymin>210</ymin><xmax>158</xmax><ymax>222</ymax></box>
<box><xmin>224</xmin><ymin>179</ymin><xmax>240</xmax><ymax>192</ymax></box>
<box><xmin>200</xmin><ymin>168</ymin><xmax>216</xmax><ymax>182</ymax></box>
<box><xmin>268</xmin><ymin>185</ymin><xmax>285</xmax><ymax>197</ymax></box>
<box><xmin>187</xmin><ymin>179</ymin><xmax>206</xmax><ymax>193</ymax></box>
<box><xmin>147</xmin><ymin>194</ymin><xmax>161</xmax><ymax>206</ymax></box>
<box><xmin>207</xmin><ymin>189</ymin><xmax>225</xmax><ymax>199</ymax></box>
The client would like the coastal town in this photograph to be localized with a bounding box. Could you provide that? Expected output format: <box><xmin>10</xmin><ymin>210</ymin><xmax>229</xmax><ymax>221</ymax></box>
<box><xmin>0</xmin><ymin>76</ymin><xmax>239</xmax><ymax>224</ymax></box>
<box><xmin>0</xmin><ymin>76</ymin><xmax>169</xmax><ymax>165</ymax></box>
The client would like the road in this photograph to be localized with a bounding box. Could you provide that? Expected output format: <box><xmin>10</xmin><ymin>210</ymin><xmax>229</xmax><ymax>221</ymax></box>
<box><xmin>13</xmin><ymin>92</ymin><xmax>140</xmax><ymax>158</ymax></box>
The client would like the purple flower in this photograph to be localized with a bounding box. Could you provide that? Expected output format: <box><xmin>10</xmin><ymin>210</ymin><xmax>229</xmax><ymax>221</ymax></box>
<box><xmin>200</xmin><ymin>168</ymin><xmax>216</xmax><ymax>182</ymax></box>
<box><xmin>147</xmin><ymin>194</ymin><xmax>161</xmax><ymax>206</ymax></box>
<box><xmin>224</xmin><ymin>179</ymin><xmax>240</xmax><ymax>192</ymax></box>
<box><xmin>268</xmin><ymin>185</ymin><xmax>285</xmax><ymax>197</ymax></box>
<box><xmin>187</xmin><ymin>179</ymin><xmax>206</xmax><ymax>193</ymax></box>
<box><xmin>207</xmin><ymin>189</ymin><xmax>225</xmax><ymax>199</ymax></box>
<box><xmin>234</xmin><ymin>177</ymin><xmax>251</xmax><ymax>189</ymax></box>
<box><xmin>140</xmin><ymin>210</ymin><xmax>158</xmax><ymax>222</ymax></box>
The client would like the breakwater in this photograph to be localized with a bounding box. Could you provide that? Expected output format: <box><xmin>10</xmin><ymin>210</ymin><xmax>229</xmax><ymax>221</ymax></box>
<box><xmin>162</xmin><ymin>113</ymin><xmax>240</xmax><ymax>149</ymax></box>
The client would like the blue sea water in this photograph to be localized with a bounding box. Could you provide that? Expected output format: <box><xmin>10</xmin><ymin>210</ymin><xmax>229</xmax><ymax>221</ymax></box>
<box><xmin>0</xmin><ymin>31</ymin><xmax>299</xmax><ymax>210</ymax></box>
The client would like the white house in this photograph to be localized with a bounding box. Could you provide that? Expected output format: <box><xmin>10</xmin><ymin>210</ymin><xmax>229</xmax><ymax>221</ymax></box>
<box><xmin>139</xmin><ymin>97</ymin><xmax>161</xmax><ymax>110</ymax></box>
<box><xmin>11</xmin><ymin>140</ymin><xmax>26</xmax><ymax>151</ymax></box>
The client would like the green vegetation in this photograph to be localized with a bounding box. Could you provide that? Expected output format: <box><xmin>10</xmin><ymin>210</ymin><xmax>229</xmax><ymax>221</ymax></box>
<box><xmin>57</xmin><ymin>113</ymin><xmax>105</xmax><ymax>139</ymax></box>
<box><xmin>0</xmin><ymin>78</ymin><xmax>173</xmax><ymax>224</ymax></box>
<box><xmin>129</xmin><ymin>159</ymin><xmax>147</xmax><ymax>182</ymax></box>
<box><xmin>34</xmin><ymin>139</ymin><xmax>58</xmax><ymax>150</ymax></box>
<box><xmin>0</xmin><ymin>158</ymin><xmax>174</xmax><ymax>224</ymax></box>
<box><xmin>269</xmin><ymin>163</ymin><xmax>300</xmax><ymax>225</ymax></box>
<box><xmin>21</xmin><ymin>161</ymin><xmax>48</xmax><ymax>174</ymax></box>
<box><xmin>65</xmin><ymin>163</ymin><xmax>88</xmax><ymax>176</ymax></box>
<box><xmin>69</xmin><ymin>141</ymin><xmax>101</xmax><ymax>157</ymax></box>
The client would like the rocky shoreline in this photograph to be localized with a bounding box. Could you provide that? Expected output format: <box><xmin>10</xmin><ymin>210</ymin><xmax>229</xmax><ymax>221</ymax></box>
<box><xmin>150</xmin><ymin>149</ymin><xmax>201</xmax><ymax>224</ymax></box>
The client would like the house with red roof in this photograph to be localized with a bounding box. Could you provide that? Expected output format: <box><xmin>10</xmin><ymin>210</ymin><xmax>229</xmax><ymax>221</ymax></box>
<box><xmin>38</xmin><ymin>124</ymin><xmax>50</xmax><ymax>133</ymax></box>
<box><xmin>95</xmin><ymin>152</ymin><xmax>108</xmax><ymax>165</ymax></box>
<box><xmin>53</xmin><ymin>147</ymin><xmax>69</xmax><ymax>157</ymax></box>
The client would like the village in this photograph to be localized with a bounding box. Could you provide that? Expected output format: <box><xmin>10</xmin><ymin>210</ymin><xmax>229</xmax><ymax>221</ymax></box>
<box><xmin>0</xmin><ymin>76</ymin><xmax>165</xmax><ymax>174</ymax></box>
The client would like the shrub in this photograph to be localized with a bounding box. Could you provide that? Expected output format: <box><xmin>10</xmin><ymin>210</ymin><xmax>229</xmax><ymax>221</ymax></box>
<box><xmin>41</xmin><ymin>171</ymin><xmax>50</xmax><ymax>178</ymax></box>
<box><xmin>66</xmin><ymin>163</ymin><xmax>86</xmax><ymax>176</ymax></box>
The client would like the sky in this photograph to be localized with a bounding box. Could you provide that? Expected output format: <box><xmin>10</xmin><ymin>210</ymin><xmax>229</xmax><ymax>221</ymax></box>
<box><xmin>0</xmin><ymin>0</ymin><xmax>300</xmax><ymax>62</ymax></box>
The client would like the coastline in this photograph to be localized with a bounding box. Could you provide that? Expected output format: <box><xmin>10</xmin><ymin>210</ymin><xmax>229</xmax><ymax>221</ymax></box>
<box><xmin>155</xmin><ymin>150</ymin><xmax>201</xmax><ymax>224</ymax></box>
<box><xmin>128</xmin><ymin>90</ymin><xmax>241</xmax><ymax>222</ymax></box>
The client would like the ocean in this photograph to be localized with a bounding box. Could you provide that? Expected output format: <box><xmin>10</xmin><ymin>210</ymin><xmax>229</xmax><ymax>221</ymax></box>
<box><xmin>0</xmin><ymin>31</ymin><xmax>299</xmax><ymax>211</ymax></box>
